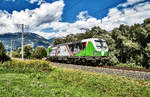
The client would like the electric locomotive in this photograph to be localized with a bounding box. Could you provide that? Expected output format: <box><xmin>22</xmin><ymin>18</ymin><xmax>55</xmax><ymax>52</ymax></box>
<box><xmin>46</xmin><ymin>38</ymin><xmax>109</xmax><ymax>65</ymax></box>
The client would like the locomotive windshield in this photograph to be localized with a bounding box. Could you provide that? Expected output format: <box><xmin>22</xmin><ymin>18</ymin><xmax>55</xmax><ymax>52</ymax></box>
<box><xmin>95</xmin><ymin>40</ymin><xmax>107</xmax><ymax>49</ymax></box>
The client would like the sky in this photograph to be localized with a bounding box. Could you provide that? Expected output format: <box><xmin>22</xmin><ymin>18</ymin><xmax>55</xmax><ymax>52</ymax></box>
<box><xmin>0</xmin><ymin>0</ymin><xmax>150</xmax><ymax>39</ymax></box>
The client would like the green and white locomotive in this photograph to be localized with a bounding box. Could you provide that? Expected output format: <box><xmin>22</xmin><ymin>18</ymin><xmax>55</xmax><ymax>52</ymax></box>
<box><xmin>47</xmin><ymin>38</ymin><xmax>109</xmax><ymax>65</ymax></box>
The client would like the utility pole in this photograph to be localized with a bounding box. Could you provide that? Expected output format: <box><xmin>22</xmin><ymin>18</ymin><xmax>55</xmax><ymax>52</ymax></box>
<box><xmin>21</xmin><ymin>24</ymin><xmax>24</xmax><ymax>60</ymax></box>
<box><xmin>15</xmin><ymin>23</ymin><xmax>29</xmax><ymax>60</ymax></box>
<box><xmin>32</xmin><ymin>42</ymin><xmax>34</xmax><ymax>48</ymax></box>
<box><xmin>10</xmin><ymin>40</ymin><xmax>13</xmax><ymax>58</ymax></box>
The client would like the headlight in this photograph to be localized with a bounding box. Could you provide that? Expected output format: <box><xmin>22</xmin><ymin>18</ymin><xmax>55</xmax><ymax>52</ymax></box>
<box><xmin>101</xmin><ymin>50</ymin><xmax>105</xmax><ymax>56</ymax></box>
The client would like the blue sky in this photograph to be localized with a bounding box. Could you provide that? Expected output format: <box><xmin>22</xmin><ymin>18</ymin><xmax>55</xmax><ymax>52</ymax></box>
<box><xmin>0</xmin><ymin>0</ymin><xmax>126</xmax><ymax>22</ymax></box>
<box><xmin>0</xmin><ymin>0</ymin><xmax>150</xmax><ymax>39</ymax></box>
<box><xmin>62</xmin><ymin>0</ymin><xmax>126</xmax><ymax>22</ymax></box>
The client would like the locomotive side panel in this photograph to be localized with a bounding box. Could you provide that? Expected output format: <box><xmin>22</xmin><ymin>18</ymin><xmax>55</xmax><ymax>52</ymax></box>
<box><xmin>74</xmin><ymin>41</ymin><xmax>96</xmax><ymax>56</ymax></box>
<box><xmin>48</xmin><ymin>38</ymin><xmax>109</xmax><ymax>57</ymax></box>
<box><xmin>49</xmin><ymin>48</ymin><xmax>57</xmax><ymax>56</ymax></box>
<box><xmin>47</xmin><ymin>38</ymin><xmax>109</xmax><ymax>65</ymax></box>
<box><xmin>57</xmin><ymin>45</ymin><xmax>70</xmax><ymax>56</ymax></box>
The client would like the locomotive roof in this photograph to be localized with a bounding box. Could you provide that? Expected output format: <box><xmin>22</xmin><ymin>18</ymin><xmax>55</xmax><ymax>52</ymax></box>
<box><xmin>54</xmin><ymin>38</ymin><xmax>106</xmax><ymax>47</ymax></box>
<box><xmin>55</xmin><ymin>41</ymin><xmax>81</xmax><ymax>46</ymax></box>
<box><xmin>82</xmin><ymin>38</ymin><xmax>105</xmax><ymax>42</ymax></box>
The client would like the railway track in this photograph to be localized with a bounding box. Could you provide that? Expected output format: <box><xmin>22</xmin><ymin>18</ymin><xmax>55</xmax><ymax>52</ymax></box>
<box><xmin>96</xmin><ymin>65</ymin><xmax>150</xmax><ymax>72</ymax></box>
<box><xmin>51</xmin><ymin>62</ymin><xmax>150</xmax><ymax>81</ymax></box>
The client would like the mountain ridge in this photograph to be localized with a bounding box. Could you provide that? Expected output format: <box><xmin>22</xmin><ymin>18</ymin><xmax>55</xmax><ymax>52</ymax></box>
<box><xmin>0</xmin><ymin>32</ymin><xmax>53</xmax><ymax>51</ymax></box>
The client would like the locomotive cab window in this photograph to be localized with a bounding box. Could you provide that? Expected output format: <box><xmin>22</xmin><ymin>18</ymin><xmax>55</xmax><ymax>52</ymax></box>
<box><xmin>68</xmin><ymin>42</ymin><xmax>85</xmax><ymax>54</ymax></box>
<box><xmin>95</xmin><ymin>40</ymin><xmax>107</xmax><ymax>49</ymax></box>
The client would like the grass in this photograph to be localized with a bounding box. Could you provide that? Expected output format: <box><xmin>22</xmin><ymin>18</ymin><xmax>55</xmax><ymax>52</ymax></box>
<box><xmin>116</xmin><ymin>63</ymin><xmax>144</xmax><ymax>69</ymax></box>
<box><xmin>0</xmin><ymin>59</ymin><xmax>150</xmax><ymax>97</ymax></box>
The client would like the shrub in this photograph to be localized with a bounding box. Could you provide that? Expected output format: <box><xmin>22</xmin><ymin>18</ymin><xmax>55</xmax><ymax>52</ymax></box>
<box><xmin>32</xmin><ymin>46</ymin><xmax>47</xmax><ymax>59</ymax></box>
<box><xmin>106</xmin><ymin>52</ymin><xmax>119</xmax><ymax>66</ymax></box>
<box><xmin>24</xmin><ymin>45</ymin><xmax>33</xmax><ymax>59</ymax></box>
<box><xmin>0</xmin><ymin>42</ymin><xmax>10</xmax><ymax>63</ymax></box>
<box><xmin>0</xmin><ymin>59</ymin><xmax>54</xmax><ymax>73</ymax></box>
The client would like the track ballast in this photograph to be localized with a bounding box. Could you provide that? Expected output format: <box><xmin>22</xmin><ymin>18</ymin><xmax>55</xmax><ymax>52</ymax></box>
<box><xmin>50</xmin><ymin>61</ymin><xmax>150</xmax><ymax>81</ymax></box>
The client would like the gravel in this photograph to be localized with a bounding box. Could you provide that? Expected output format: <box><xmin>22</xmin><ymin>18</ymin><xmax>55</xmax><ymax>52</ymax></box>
<box><xmin>51</xmin><ymin>62</ymin><xmax>150</xmax><ymax>81</ymax></box>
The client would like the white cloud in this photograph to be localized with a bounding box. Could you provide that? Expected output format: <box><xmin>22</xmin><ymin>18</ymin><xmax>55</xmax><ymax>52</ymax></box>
<box><xmin>48</xmin><ymin>11</ymin><xmax>101</xmax><ymax>38</ymax></box>
<box><xmin>4</xmin><ymin>0</ymin><xmax>15</xmax><ymax>2</ymax></box>
<box><xmin>26</xmin><ymin>0</ymin><xmax>46</xmax><ymax>5</ymax></box>
<box><xmin>77</xmin><ymin>11</ymin><xmax>92</xmax><ymax>21</ymax></box>
<box><xmin>28</xmin><ymin>0</ymin><xmax>39</xmax><ymax>3</ymax></box>
<box><xmin>0</xmin><ymin>0</ymin><xmax>150</xmax><ymax>39</ymax></box>
<box><xmin>0</xmin><ymin>0</ymin><xmax>64</xmax><ymax>38</ymax></box>
<box><xmin>118</xmin><ymin>0</ymin><xmax>145</xmax><ymax>7</ymax></box>
<box><xmin>47</xmin><ymin>0</ymin><xmax>150</xmax><ymax>39</ymax></box>
<box><xmin>100</xmin><ymin>1</ymin><xmax>150</xmax><ymax>30</ymax></box>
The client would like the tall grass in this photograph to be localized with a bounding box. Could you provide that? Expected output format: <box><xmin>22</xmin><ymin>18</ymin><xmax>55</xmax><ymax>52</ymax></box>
<box><xmin>0</xmin><ymin>59</ymin><xmax>54</xmax><ymax>73</ymax></box>
<box><xmin>49</xmin><ymin>68</ymin><xmax>150</xmax><ymax>97</ymax></box>
<box><xmin>116</xmin><ymin>63</ymin><xmax>144</xmax><ymax>69</ymax></box>
<box><xmin>0</xmin><ymin>59</ymin><xmax>150</xmax><ymax>97</ymax></box>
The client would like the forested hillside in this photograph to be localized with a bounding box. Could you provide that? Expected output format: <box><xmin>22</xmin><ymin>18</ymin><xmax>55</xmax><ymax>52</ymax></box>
<box><xmin>0</xmin><ymin>32</ymin><xmax>51</xmax><ymax>51</ymax></box>
<box><xmin>53</xmin><ymin>18</ymin><xmax>150</xmax><ymax>68</ymax></box>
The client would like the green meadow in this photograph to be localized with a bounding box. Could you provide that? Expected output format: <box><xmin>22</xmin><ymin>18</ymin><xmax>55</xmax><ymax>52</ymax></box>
<box><xmin>0</xmin><ymin>60</ymin><xmax>150</xmax><ymax>97</ymax></box>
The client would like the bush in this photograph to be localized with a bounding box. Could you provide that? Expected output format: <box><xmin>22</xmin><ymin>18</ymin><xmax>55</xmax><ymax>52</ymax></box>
<box><xmin>51</xmin><ymin>18</ymin><xmax>150</xmax><ymax>68</ymax></box>
<box><xmin>24</xmin><ymin>45</ymin><xmax>33</xmax><ymax>59</ymax></box>
<box><xmin>116</xmin><ymin>63</ymin><xmax>144</xmax><ymax>69</ymax></box>
<box><xmin>32</xmin><ymin>46</ymin><xmax>47</xmax><ymax>59</ymax></box>
<box><xmin>106</xmin><ymin>52</ymin><xmax>119</xmax><ymax>66</ymax></box>
<box><xmin>0</xmin><ymin>42</ymin><xmax>10</xmax><ymax>63</ymax></box>
<box><xmin>0</xmin><ymin>59</ymin><xmax>54</xmax><ymax>73</ymax></box>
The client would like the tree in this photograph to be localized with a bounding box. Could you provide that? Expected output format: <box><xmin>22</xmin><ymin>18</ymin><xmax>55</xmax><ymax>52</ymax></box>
<box><xmin>53</xmin><ymin>38</ymin><xmax>64</xmax><ymax>45</ymax></box>
<box><xmin>130</xmin><ymin>24</ymin><xmax>148</xmax><ymax>47</ymax></box>
<box><xmin>144</xmin><ymin>18</ymin><xmax>150</xmax><ymax>25</ymax></box>
<box><xmin>32</xmin><ymin>46</ymin><xmax>47</xmax><ymax>59</ymax></box>
<box><xmin>0</xmin><ymin>42</ymin><xmax>10</xmax><ymax>63</ymax></box>
<box><xmin>24</xmin><ymin>45</ymin><xmax>33</xmax><ymax>59</ymax></box>
<box><xmin>144</xmin><ymin>43</ymin><xmax>150</xmax><ymax>68</ymax></box>
<box><xmin>51</xmin><ymin>17</ymin><xmax>150</xmax><ymax>68</ymax></box>
<box><xmin>16</xmin><ymin>47</ymin><xmax>21</xmax><ymax>58</ymax></box>
<box><xmin>12</xmin><ymin>47</ymin><xmax>21</xmax><ymax>58</ymax></box>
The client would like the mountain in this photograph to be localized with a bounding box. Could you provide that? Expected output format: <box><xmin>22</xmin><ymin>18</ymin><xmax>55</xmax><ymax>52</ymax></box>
<box><xmin>0</xmin><ymin>32</ymin><xmax>52</xmax><ymax>51</ymax></box>
<box><xmin>49</xmin><ymin>37</ymin><xmax>55</xmax><ymax>43</ymax></box>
